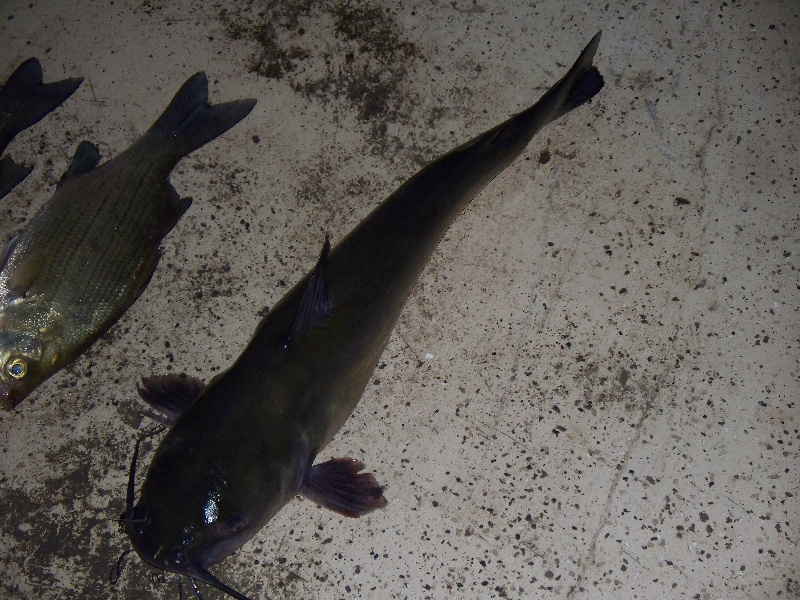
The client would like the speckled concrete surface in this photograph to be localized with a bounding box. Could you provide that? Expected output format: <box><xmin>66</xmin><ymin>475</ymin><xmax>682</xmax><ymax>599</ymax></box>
<box><xmin>0</xmin><ymin>1</ymin><xmax>797</xmax><ymax>599</ymax></box>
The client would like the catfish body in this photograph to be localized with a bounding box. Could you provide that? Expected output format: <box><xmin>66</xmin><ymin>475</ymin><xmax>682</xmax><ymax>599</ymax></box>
<box><xmin>0</xmin><ymin>57</ymin><xmax>83</xmax><ymax>199</ymax></box>
<box><xmin>0</xmin><ymin>73</ymin><xmax>256</xmax><ymax>410</ymax></box>
<box><xmin>126</xmin><ymin>33</ymin><xmax>604</xmax><ymax>599</ymax></box>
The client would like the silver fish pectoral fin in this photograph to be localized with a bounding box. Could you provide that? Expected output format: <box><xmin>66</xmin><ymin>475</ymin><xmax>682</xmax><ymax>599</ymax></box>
<box><xmin>301</xmin><ymin>457</ymin><xmax>388</xmax><ymax>517</ymax></box>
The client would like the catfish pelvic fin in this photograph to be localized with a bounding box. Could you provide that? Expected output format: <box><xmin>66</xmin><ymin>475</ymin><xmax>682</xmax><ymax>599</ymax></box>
<box><xmin>59</xmin><ymin>141</ymin><xmax>101</xmax><ymax>185</ymax></box>
<box><xmin>289</xmin><ymin>236</ymin><xmax>333</xmax><ymax>340</ymax></box>
<box><xmin>137</xmin><ymin>374</ymin><xmax>205</xmax><ymax>426</ymax></box>
<box><xmin>301</xmin><ymin>457</ymin><xmax>388</xmax><ymax>518</ymax></box>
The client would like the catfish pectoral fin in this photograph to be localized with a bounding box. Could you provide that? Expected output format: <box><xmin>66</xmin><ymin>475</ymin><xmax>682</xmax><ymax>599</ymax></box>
<box><xmin>301</xmin><ymin>457</ymin><xmax>388</xmax><ymax>518</ymax></box>
<box><xmin>137</xmin><ymin>373</ymin><xmax>205</xmax><ymax>426</ymax></box>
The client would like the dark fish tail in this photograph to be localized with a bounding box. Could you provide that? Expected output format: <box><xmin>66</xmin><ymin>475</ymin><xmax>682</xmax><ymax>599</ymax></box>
<box><xmin>147</xmin><ymin>72</ymin><xmax>256</xmax><ymax>159</ymax></box>
<box><xmin>546</xmin><ymin>31</ymin><xmax>604</xmax><ymax>122</ymax></box>
<box><xmin>489</xmin><ymin>31</ymin><xmax>603</xmax><ymax>154</ymax></box>
<box><xmin>0</xmin><ymin>58</ymin><xmax>83</xmax><ymax>140</ymax></box>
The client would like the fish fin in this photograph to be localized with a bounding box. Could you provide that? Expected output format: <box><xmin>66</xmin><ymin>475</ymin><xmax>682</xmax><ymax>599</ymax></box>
<box><xmin>549</xmin><ymin>31</ymin><xmax>604</xmax><ymax>122</ymax></box>
<box><xmin>137</xmin><ymin>374</ymin><xmax>205</xmax><ymax>426</ymax></box>
<box><xmin>0</xmin><ymin>58</ymin><xmax>83</xmax><ymax>134</ymax></box>
<box><xmin>301</xmin><ymin>457</ymin><xmax>388</xmax><ymax>518</ymax></box>
<box><xmin>6</xmin><ymin>247</ymin><xmax>45</xmax><ymax>298</ymax></box>
<box><xmin>290</xmin><ymin>236</ymin><xmax>333</xmax><ymax>340</ymax></box>
<box><xmin>0</xmin><ymin>234</ymin><xmax>18</xmax><ymax>270</ymax></box>
<box><xmin>58</xmin><ymin>141</ymin><xmax>101</xmax><ymax>185</ymax></box>
<box><xmin>0</xmin><ymin>156</ymin><xmax>32</xmax><ymax>199</ymax></box>
<box><xmin>147</xmin><ymin>72</ymin><xmax>256</xmax><ymax>158</ymax></box>
<box><xmin>156</xmin><ymin>182</ymin><xmax>193</xmax><ymax>237</ymax></box>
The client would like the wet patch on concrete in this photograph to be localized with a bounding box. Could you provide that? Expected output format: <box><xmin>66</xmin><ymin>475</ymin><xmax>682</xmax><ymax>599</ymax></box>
<box><xmin>218</xmin><ymin>0</ymin><xmax>418</xmax><ymax>124</ymax></box>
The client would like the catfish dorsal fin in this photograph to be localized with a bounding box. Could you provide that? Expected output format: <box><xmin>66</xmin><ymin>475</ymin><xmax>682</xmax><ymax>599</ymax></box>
<box><xmin>137</xmin><ymin>373</ymin><xmax>205</xmax><ymax>426</ymax></box>
<box><xmin>289</xmin><ymin>236</ymin><xmax>333</xmax><ymax>340</ymax></box>
<box><xmin>59</xmin><ymin>141</ymin><xmax>101</xmax><ymax>185</ymax></box>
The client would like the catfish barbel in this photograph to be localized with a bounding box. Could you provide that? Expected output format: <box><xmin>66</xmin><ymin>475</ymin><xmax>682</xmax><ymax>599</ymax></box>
<box><xmin>0</xmin><ymin>57</ymin><xmax>83</xmax><ymax>199</ymax></box>
<box><xmin>0</xmin><ymin>73</ymin><xmax>256</xmax><ymax>410</ymax></box>
<box><xmin>125</xmin><ymin>33</ymin><xmax>603</xmax><ymax>599</ymax></box>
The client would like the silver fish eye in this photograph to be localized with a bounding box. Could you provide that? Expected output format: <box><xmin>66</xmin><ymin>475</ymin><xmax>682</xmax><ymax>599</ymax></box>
<box><xmin>6</xmin><ymin>357</ymin><xmax>28</xmax><ymax>379</ymax></box>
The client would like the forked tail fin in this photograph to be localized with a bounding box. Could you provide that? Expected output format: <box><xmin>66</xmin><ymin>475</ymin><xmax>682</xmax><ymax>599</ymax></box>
<box><xmin>147</xmin><ymin>72</ymin><xmax>256</xmax><ymax>158</ymax></box>
<box><xmin>0</xmin><ymin>58</ymin><xmax>83</xmax><ymax>138</ymax></box>
<box><xmin>550</xmin><ymin>31</ymin><xmax>604</xmax><ymax>121</ymax></box>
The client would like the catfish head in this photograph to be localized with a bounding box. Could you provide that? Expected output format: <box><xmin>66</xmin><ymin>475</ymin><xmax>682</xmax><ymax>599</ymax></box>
<box><xmin>0</xmin><ymin>315</ymin><xmax>57</xmax><ymax>410</ymax></box>
<box><xmin>122</xmin><ymin>411</ymin><xmax>310</xmax><ymax>600</ymax></box>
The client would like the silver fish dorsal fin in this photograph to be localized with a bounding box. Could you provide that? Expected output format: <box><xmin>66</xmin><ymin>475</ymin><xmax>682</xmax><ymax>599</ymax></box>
<box><xmin>58</xmin><ymin>141</ymin><xmax>101</xmax><ymax>185</ymax></box>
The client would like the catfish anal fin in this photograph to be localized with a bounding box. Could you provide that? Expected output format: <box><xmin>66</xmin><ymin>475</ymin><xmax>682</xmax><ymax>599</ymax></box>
<box><xmin>290</xmin><ymin>236</ymin><xmax>333</xmax><ymax>340</ymax></box>
<box><xmin>301</xmin><ymin>457</ymin><xmax>388</xmax><ymax>518</ymax></box>
<box><xmin>137</xmin><ymin>374</ymin><xmax>205</xmax><ymax>426</ymax></box>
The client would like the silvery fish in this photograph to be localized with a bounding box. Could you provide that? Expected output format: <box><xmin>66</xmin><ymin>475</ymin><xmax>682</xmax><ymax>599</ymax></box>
<box><xmin>0</xmin><ymin>57</ymin><xmax>83</xmax><ymax>199</ymax></box>
<box><xmin>0</xmin><ymin>72</ymin><xmax>256</xmax><ymax>410</ymax></box>
<box><xmin>124</xmin><ymin>33</ymin><xmax>603</xmax><ymax>599</ymax></box>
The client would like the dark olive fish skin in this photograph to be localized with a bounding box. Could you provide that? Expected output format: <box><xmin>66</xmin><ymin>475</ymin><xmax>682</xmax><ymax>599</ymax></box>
<box><xmin>126</xmin><ymin>33</ymin><xmax>603</xmax><ymax>599</ymax></box>
<box><xmin>0</xmin><ymin>73</ymin><xmax>256</xmax><ymax>410</ymax></box>
<box><xmin>0</xmin><ymin>57</ymin><xmax>83</xmax><ymax>199</ymax></box>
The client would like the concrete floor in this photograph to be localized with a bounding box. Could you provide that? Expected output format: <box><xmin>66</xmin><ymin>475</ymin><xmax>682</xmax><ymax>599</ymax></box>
<box><xmin>1</xmin><ymin>1</ymin><xmax>797</xmax><ymax>599</ymax></box>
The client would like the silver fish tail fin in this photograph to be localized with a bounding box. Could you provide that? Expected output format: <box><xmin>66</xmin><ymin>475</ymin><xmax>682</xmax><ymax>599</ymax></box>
<box><xmin>0</xmin><ymin>58</ymin><xmax>83</xmax><ymax>138</ymax></box>
<box><xmin>147</xmin><ymin>72</ymin><xmax>256</xmax><ymax>158</ymax></box>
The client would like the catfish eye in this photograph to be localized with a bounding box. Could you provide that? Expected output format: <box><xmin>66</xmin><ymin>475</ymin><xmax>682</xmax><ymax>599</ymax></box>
<box><xmin>6</xmin><ymin>358</ymin><xmax>28</xmax><ymax>379</ymax></box>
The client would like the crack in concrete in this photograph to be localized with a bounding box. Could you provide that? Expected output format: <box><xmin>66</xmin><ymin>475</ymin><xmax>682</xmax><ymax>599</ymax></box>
<box><xmin>565</xmin><ymin>365</ymin><xmax>673</xmax><ymax>598</ymax></box>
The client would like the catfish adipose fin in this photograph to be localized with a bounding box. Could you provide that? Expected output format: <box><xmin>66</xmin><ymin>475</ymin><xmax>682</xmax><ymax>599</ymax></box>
<box><xmin>0</xmin><ymin>57</ymin><xmax>83</xmax><ymax>198</ymax></box>
<box><xmin>125</xmin><ymin>32</ymin><xmax>604</xmax><ymax>599</ymax></box>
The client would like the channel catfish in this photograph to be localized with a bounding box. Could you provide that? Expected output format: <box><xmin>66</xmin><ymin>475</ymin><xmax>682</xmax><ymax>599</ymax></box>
<box><xmin>124</xmin><ymin>33</ymin><xmax>603</xmax><ymax>598</ymax></box>
<box><xmin>0</xmin><ymin>58</ymin><xmax>83</xmax><ymax>199</ymax></box>
<box><xmin>0</xmin><ymin>73</ymin><xmax>256</xmax><ymax>410</ymax></box>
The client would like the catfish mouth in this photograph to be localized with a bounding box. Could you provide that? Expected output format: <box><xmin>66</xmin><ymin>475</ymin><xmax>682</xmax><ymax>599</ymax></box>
<box><xmin>126</xmin><ymin>518</ymin><xmax>251</xmax><ymax>600</ymax></box>
<box><xmin>125</xmin><ymin>506</ymin><xmax>189</xmax><ymax>576</ymax></box>
<box><xmin>127</xmin><ymin>523</ymin><xmax>197</xmax><ymax>581</ymax></box>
